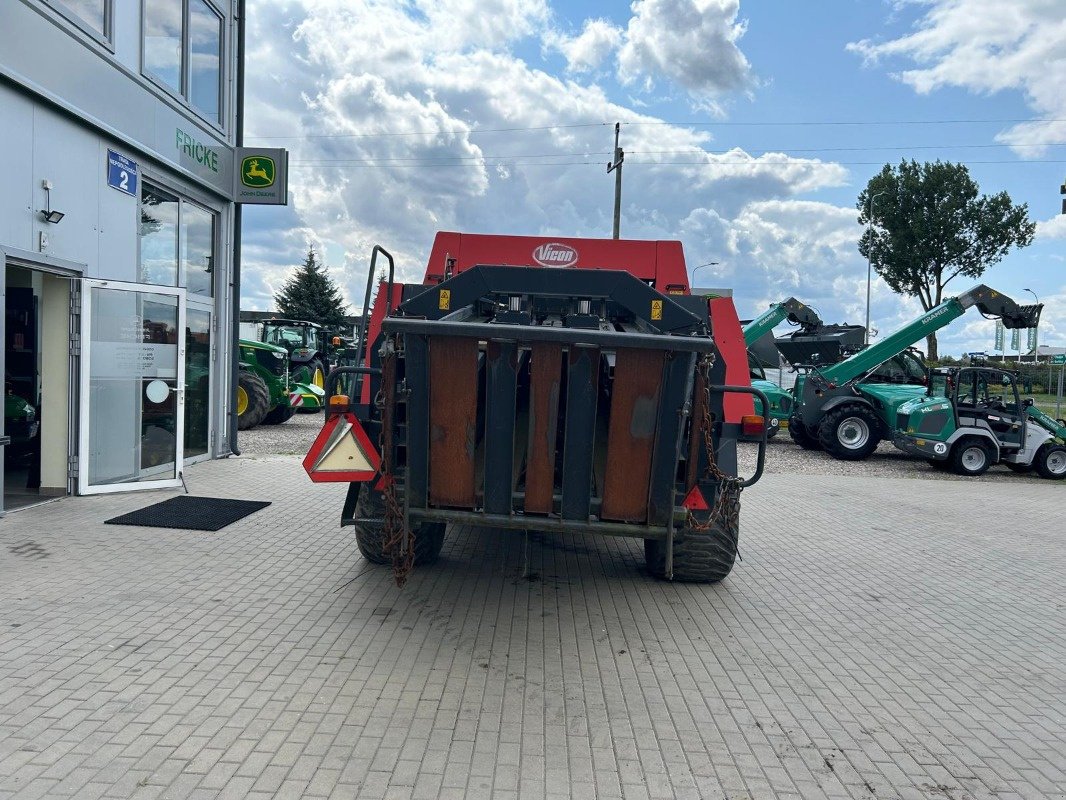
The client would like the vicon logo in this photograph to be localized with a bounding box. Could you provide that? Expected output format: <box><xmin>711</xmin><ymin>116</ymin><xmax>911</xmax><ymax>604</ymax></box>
<box><xmin>532</xmin><ymin>242</ymin><xmax>578</xmax><ymax>267</ymax></box>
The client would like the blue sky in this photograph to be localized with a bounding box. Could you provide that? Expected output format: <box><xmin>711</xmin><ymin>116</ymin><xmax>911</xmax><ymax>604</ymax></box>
<box><xmin>242</xmin><ymin>0</ymin><xmax>1065</xmax><ymax>355</ymax></box>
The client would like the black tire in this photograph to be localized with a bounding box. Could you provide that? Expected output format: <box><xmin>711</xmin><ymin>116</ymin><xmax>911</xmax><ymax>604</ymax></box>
<box><xmin>1033</xmin><ymin>443</ymin><xmax>1066</xmax><ymax>480</ymax></box>
<box><xmin>236</xmin><ymin>371</ymin><xmax>270</xmax><ymax>430</ymax></box>
<box><xmin>818</xmin><ymin>405</ymin><xmax>882</xmax><ymax>461</ymax></box>
<box><xmin>644</xmin><ymin>517</ymin><xmax>739</xmax><ymax>583</ymax></box>
<box><xmin>1003</xmin><ymin>461</ymin><xmax>1032</xmax><ymax>474</ymax></box>
<box><xmin>261</xmin><ymin>402</ymin><xmax>295</xmax><ymax>425</ymax></box>
<box><xmin>926</xmin><ymin>458</ymin><xmax>951</xmax><ymax>471</ymax></box>
<box><xmin>949</xmin><ymin>437</ymin><xmax>993</xmax><ymax>476</ymax></box>
<box><xmin>787</xmin><ymin>415</ymin><xmax>821</xmax><ymax>450</ymax></box>
<box><xmin>353</xmin><ymin>484</ymin><xmax>447</xmax><ymax>565</ymax></box>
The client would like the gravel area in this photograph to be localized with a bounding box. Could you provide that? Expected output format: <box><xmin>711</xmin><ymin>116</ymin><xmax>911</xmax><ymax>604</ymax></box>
<box><xmin>739</xmin><ymin>432</ymin><xmax>1041</xmax><ymax>482</ymax></box>
<box><xmin>239</xmin><ymin>407</ymin><xmax>1046</xmax><ymax>484</ymax></box>
<box><xmin>237</xmin><ymin>408</ymin><xmax>322</xmax><ymax>456</ymax></box>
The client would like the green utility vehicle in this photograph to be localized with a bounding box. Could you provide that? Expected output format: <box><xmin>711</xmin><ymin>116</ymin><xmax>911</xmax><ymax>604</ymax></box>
<box><xmin>260</xmin><ymin>319</ymin><xmax>331</xmax><ymax>410</ymax></box>
<box><xmin>236</xmin><ymin>339</ymin><xmax>321</xmax><ymax>430</ymax></box>
<box><xmin>894</xmin><ymin>366</ymin><xmax>1066</xmax><ymax>478</ymax></box>
<box><xmin>784</xmin><ymin>285</ymin><xmax>1042</xmax><ymax>461</ymax></box>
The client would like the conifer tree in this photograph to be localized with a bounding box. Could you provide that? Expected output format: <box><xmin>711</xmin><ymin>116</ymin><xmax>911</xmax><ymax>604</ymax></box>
<box><xmin>274</xmin><ymin>244</ymin><xmax>348</xmax><ymax>327</ymax></box>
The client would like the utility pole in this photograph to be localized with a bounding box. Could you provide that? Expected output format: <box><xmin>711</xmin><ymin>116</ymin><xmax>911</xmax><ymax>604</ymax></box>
<box><xmin>607</xmin><ymin>122</ymin><xmax>624</xmax><ymax>239</ymax></box>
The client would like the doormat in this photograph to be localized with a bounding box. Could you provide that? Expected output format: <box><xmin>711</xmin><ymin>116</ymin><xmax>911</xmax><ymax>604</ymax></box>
<box><xmin>105</xmin><ymin>496</ymin><xmax>271</xmax><ymax>532</ymax></box>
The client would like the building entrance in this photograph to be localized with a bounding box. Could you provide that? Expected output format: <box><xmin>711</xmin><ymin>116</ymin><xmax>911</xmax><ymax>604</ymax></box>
<box><xmin>2</xmin><ymin>263</ymin><xmax>74</xmax><ymax>514</ymax></box>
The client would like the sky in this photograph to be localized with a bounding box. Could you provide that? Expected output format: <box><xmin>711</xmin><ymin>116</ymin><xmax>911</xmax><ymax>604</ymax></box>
<box><xmin>240</xmin><ymin>0</ymin><xmax>1066</xmax><ymax>356</ymax></box>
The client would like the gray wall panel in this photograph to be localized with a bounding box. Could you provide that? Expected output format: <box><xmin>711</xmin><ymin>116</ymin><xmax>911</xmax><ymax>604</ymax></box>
<box><xmin>0</xmin><ymin>86</ymin><xmax>35</xmax><ymax>252</ymax></box>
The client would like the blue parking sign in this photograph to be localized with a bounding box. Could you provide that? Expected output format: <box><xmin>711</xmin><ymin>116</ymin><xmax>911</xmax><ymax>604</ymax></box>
<box><xmin>107</xmin><ymin>149</ymin><xmax>138</xmax><ymax>197</ymax></box>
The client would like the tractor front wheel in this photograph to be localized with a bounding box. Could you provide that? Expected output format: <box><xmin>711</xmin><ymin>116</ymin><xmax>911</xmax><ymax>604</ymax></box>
<box><xmin>787</xmin><ymin>415</ymin><xmax>821</xmax><ymax>450</ymax></box>
<box><xmin>949</xmin><ymin>438</ymin><xmax>993</xmax><ymax>477</ymax></box>
<box><xmin>644</xmin><ymin>517</ymin><xmax>739</xmax><ymax>583</ymax></box>
<box><xmin>1033</xmin><ymin>443</ymin><xmax>1066</xmax><ymax>480</ymax></box>
<box><xmin>353</xmin><ymin>484</ymin><xmax>447</xmax><ymax>565</ymax></box>
<box><xmin>818</xmin><ymin>405</ymin><xmax>881</xmax><ymax>461</ymax></box>
<box><xmin>236</xmin><ymin>371</ymin><xmax>270</xmax><ymax>430</ymax></box>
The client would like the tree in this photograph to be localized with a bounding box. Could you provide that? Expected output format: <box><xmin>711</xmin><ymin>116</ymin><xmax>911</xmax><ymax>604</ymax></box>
<box><xmin>857</xmin><ymin>160</ymin><xmax>1035</xmax><ymax>360</ymax></box>
<box><xmin>274</xmin><ymin>244</ymin><xmax>348</xmax><ymax>327</ymax></box>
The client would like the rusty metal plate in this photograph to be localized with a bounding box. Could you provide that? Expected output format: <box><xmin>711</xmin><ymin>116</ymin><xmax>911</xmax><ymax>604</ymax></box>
<box><xmin>524</xmin><ymin>342</ymin><xmax>562</xmax><ymax>514</ymax></box>
<box><xmin>429</xmin><ymin>336</ymin><xmax>479</xmax><ymax>507</ymax></box>
<box><xmin>600</xmin><ymin>348</ymin><xmax>665</xmax><ymax>523</ymax></box>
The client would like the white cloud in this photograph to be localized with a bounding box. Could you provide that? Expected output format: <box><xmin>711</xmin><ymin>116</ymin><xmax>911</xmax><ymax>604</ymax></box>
<box><xmin>555</xmin><ymin>18</ymin><xmax>623</xmax><ymax>73</ymax></box>
<box><xmin>847</xmin><ymin>0</ymin><xmax>1066</xmax><ymax>153</ymax></box>
<box><xmin>617</xmin><ymin>0</ymin><xmax>753</xmax><ymax>102</ymax></box>
<box><xmin>1037</xmin><ymin>213</ymin><xmax>1066</xmax><ymax>241</ymax></box>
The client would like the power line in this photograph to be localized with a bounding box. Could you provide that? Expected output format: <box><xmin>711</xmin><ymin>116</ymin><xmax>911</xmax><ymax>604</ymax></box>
<box><xmin>250</xmin><ymin>117</ymin><xmax>1066</xmax><ymax>141</ymax></box>
<box><xmin>288</xmin><ymin>159</ymin><xmax>1066</xmax><ymax>169</ymax></box>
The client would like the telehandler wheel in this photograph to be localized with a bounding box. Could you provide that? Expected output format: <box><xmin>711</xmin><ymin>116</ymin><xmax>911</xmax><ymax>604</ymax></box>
<box><xmin>787</xmin><ymin>415</ymin><xmax>821</xmax><ymax>450</ymax></box>
<box><xmin>261</xmin><ymin>403</ymin><xmax>295</xmax><ymax>425</ymax></box>
<box><xmin>644</xmin><ymin>517</ymin><xmax>739</xmax><ymax>583</ymax></box>
<box><xmin>818</xmin><ymin>405</ymin><xmax>881</xmax><ymax>461</ymax></box>
<box><xmin>353</xmin><ymin>484</ymin><xmax>447</xmax><ymax>565</ymax></box>
<box><xmin>949</xmin><ymin>438</ymin><xmax>993</xmax><ymax>477</ymax></box>
<box><xmin>236</xmin><ymin>371</ymin><xmax>270</xmax><ymax>430</ymax></box>
<box><xmin>1033</xmin><ymin>443</ymin><xmax>1066</xmax><ymax>480</ymax></box>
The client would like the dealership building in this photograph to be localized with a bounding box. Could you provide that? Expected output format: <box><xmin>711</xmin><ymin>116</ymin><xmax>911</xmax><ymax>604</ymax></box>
<box><xmin>1</xmin><ymin>0</ymin><xmax>285</xmax><ymax>514</ymax></box>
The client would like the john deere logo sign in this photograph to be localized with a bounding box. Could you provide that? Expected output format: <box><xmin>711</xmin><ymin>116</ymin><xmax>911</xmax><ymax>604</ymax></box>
<box><xmin>241</xmin><ymin>156</ymin><xmax>275</xmax><ymax>188</ymax></box>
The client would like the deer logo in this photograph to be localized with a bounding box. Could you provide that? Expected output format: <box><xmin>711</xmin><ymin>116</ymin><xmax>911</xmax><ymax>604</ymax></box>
<box><xmin>241</xmin><ymin>155</ymin><xmax>275</xmax><ymax>187</ymax></box>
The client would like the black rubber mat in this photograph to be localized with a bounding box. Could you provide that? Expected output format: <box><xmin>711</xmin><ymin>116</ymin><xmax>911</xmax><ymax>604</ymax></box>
<box><xmin>105</xmin><ymin>496</ymin><xmax>271</xmax><ymax>531</ymax></box>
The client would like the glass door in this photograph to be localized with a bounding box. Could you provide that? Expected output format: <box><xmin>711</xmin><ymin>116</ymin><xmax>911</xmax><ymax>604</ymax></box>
<box><xmin>184</xmin><ymin>306</ymin><xmax>212</xmax><ymax>460</ymax></box>
<box><xmin>78</xmin><ymin>280</ymin><xmax>186</xmax><ymax>494</ymax></box>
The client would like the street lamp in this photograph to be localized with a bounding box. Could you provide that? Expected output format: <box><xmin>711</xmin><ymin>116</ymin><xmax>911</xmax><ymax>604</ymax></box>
<box><xmin>1024</xmin><ymin>288</ymin><xmax>1039</xmax><ymax>361</ymax></box>
<box><xmin>865</xmin><ymin>190</ymin><xmax>887</xmax><ymax>346</ymax></box>
<box><xmin>691</xmin><ymin>262</ymin><xmax>720</xmax><ymax>287</ymax></box>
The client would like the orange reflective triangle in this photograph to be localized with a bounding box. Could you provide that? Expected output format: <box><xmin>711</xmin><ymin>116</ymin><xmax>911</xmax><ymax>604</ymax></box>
<box><xmin>681</xmin><ymin>485</ymin><xmax>709</xmax><ymax>511</ymax></box>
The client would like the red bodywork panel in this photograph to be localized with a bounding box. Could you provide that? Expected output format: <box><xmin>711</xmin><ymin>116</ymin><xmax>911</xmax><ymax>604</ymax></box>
<box><xmin>424</xmin><ymin>232</ymin><xmax>691</xmax><ymax>292</ymax></box>
<box><xmin>708</xmin><ymin>297</ymin><xmax>755</xmax><ymax>422</ymax></box>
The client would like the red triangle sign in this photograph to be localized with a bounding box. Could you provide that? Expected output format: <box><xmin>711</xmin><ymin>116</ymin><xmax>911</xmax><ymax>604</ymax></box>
<box><xmin>303</xmin><ymin>413</ymin><xmax>381</xmax><ymax>483</ymax></box>
<box><xmin>681</xmin><ymin>485</ymin><xmax>709</xmax><ymax>511</ymax></box>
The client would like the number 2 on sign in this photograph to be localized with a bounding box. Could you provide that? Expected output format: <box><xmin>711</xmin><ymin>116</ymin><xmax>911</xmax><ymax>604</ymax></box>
<box><xmin>651</xmin><ymin>300</ymin><xmax>663</xmax><ymax>320</ymax></box>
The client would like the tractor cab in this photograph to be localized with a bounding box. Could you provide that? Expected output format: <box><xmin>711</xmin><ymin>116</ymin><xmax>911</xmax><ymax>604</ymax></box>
<box><xmin>948</xmin><ymin>367</ymin><xmax>1025</xmax><ymax>449</ymax></box>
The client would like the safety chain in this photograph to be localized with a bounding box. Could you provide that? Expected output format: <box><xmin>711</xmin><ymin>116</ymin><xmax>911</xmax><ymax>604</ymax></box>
<box><xmin>375</xmin><ymin>344</ymin><xmax>415</xmax><ymax>587</ymax></box>
<box><xmin>687</xmin><ymin>354</ymin><xmax>743</xmax><ymax>540</ymax></box>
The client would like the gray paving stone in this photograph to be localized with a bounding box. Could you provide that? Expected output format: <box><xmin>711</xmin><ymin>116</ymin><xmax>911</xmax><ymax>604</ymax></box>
<box><xmin>1</xmin><ymin>455</ymin><xmax>1063</xmax><ymax>799</ymax></box>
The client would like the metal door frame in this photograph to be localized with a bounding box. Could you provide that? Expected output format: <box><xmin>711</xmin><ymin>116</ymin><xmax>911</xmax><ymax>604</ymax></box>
<box><xmin>78</xmin><ymin>278</ymin><xmax>187</xmax><ymax>495</ymax></box>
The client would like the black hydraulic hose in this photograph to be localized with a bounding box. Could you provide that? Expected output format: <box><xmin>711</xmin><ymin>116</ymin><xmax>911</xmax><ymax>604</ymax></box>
<box><xmin>228</xmin><ymin>0</ymin><xmax>247</xmax><ymax>456</ymax></box>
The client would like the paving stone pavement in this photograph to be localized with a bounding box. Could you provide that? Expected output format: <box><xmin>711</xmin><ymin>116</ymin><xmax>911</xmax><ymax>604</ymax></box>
<box><xmin>0</xmin><ymin>454</ymin><xmax>1063</xmax><ymax>800</ymax></box>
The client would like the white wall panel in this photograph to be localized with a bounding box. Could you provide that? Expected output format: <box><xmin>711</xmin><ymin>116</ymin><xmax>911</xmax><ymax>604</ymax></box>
<box><xmin>0</xmin><ymin>84</ymin><xmax>35</xmax><ymax>252</ymax></box>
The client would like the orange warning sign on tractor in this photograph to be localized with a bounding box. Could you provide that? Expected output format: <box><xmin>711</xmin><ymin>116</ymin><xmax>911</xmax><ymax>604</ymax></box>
<box><xmin>303</xmin><ymin>412</ymin><xmax>381</xmax><ymax>483</ymax></box>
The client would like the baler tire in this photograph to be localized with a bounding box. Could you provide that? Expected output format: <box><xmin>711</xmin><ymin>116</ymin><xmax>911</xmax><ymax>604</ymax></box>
<box><xmin>644</xmin><ymin>518</ymin><xmax>739</xmax><ymax>583</ymax></box>
<box><xmin>818</xmin><ymin>405</ymin><xmax>881</xmax><ymax>461</ymax></box>
<box><xmin>787</xmin><ymin>415</ymin><xmax>821</xmax><ymax>450</ymax></box>
<box><xmin>1033</xmin><ymin>443</ymin><xmax>1066</xmax><ymax>480</ymax></box>
<box><xmin>236</xmin><ymin>372</ymin><xmax>270</xmax><ymax>430</ymax></box>
<box><xmin>353</xmin><ymin>485</ymin><xmax>447</xmax><ymax>565</ymax></box>
<box><xmin>261</xmin><ymin>403</ymin><xmax>295</xmax><ymax>425</ymax></box>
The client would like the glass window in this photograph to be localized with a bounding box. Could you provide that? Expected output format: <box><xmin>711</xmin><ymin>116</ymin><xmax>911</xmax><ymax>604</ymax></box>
<box><xmin>143</xmin><ymin>0</ymin><xmax>183</xmax><ymax>93</ymax></box>
<box><xmin>189</xmin><ymin>0</ymin><xmax>222</xmax><ymax>125</ymax></box>
<box><xmin>53</xmin><ymin>0</ymin><xmax>109</xmax><ymax>37</ymax></box>
<box><xmin>139</xmin><ymin>185</ymin><xmax>179</xmax><ymax>286</ymax></box>
<box><xmin>182</xmin><ymin>202</ymin><xmax>215</xmax><ymax>297</ymax></box>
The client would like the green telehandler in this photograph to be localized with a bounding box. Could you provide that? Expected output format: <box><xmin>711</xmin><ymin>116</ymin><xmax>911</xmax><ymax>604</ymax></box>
<box><xmin>783</xmin><ymin>285</ymin><xmax>1042</xmax><ymax>461</ymax></box>
<box><xmin>742</xmin><ymin>298</ymin><xmax>825</xmax><ymax>438</ymax></box>
<box><xmin>893</xmin><ymin>365</ymin><xmax>1066</xmax><ymax>478</ymax></box>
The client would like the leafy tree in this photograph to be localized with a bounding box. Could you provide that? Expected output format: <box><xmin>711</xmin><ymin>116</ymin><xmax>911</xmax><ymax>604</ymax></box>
<box><xmin>274</xmin><ymin>244</ymin><xmax>348</xmax><ymax>327</ymax></box>
<box><xmin>858</xmin><ymin>160</ymin><xmax>1035</xmax><ymax>360</ymax></box>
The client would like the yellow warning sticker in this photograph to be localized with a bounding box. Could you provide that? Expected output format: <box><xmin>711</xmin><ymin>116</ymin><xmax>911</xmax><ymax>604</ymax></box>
<box><xmin>439</xmin><ymin>289</ymin><xmax>451</xmax><ymax>310</ymax></box>
<box><xmin>651</xmin><ymin>300</ymin><xmax>663</xmax><ymax>320</ymax></box>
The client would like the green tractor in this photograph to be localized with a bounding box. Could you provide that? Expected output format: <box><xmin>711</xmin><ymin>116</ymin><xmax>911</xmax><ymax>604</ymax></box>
<box><xmin>783</xmin><ymin>285</ymin><xmax>1042</xmax><ymax>461</ymax></box>
<box><xmin>236</xmin><ymin>339</ymin><xmax>322</xmax><ymax>430</ymax></box>
<box><xmin>4</xmin><ymin>385</ymin><xmax>39</xmax><ymax>463</ymax></box>
<box><xmin>894</xmin><ymin>365</ymin><xmax>1066</xmax><ymax>479</ymax></box>
<box><xmin>259</xmin><ymin>319</ymin><xmax>331</xmax><ymax>411</ymax></box>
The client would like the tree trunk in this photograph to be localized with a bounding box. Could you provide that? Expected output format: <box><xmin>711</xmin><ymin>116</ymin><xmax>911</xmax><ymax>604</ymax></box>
<box><xmin>926</xmin><ymin>333</ymin><xmax>938</xmax><ymax>362</ymax></box>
